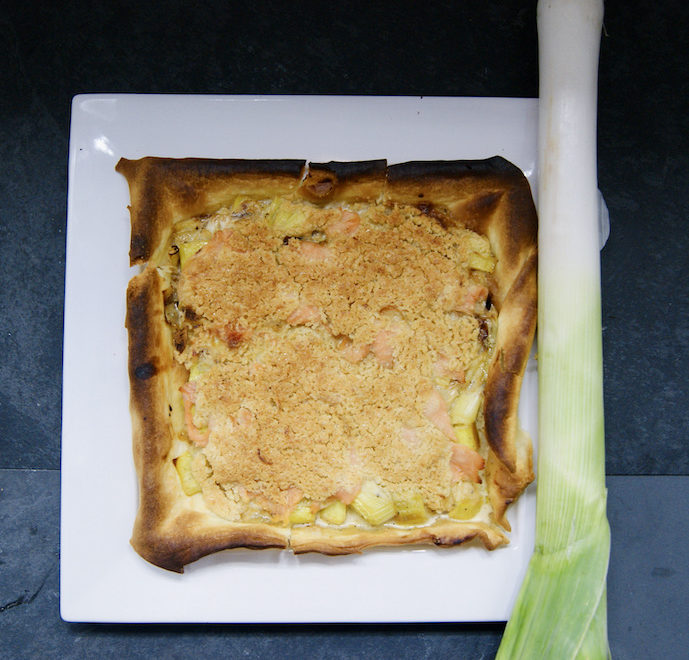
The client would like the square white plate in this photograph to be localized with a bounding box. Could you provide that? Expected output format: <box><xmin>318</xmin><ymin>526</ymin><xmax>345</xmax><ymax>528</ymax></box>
<box><xmin>61</xmin><ymin>94</ymin><xmax>538</xmax><ymax>623</ymax></box>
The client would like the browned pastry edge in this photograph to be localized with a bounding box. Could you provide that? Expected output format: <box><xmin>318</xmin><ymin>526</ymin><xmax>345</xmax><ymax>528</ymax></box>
<box><xmin>126</xmin><ymin>268</ymin><xmax>291</xmax><ymax>573</ymax></box>
<box><xmin>120</xmin><ymin>156</ymin><xmax>537</xmax><ymax>572</ymax></box>
<box><xmin>290</xmin><ymin>519</ymin><xmax>507</xmax><ymax>555</ymax></box>
<box><xmin>116</xmin><ymin>157</ymin><xmax>307</xmax><ymax>265</ymax></box>
<box><xmin>301</xmin><ymin>160</ymin><xmax>387</xmax><ymax>203</ymax></box>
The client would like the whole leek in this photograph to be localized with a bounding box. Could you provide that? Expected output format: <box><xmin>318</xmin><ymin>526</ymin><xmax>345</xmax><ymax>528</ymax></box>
<box><xmin>497</xmin><ymin>1</ymin><xmax>611</xmax><ymax>658</ymax></box>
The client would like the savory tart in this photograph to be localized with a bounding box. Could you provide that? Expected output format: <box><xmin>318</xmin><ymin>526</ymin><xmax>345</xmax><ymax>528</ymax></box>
<box><xmin>118</xmin><ymin>156</ymin><xmax>537</xmax><ymax>572</ymax></box>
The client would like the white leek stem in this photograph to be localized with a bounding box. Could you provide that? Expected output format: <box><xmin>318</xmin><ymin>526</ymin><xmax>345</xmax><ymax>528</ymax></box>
<box><xmin>497</xmin><ymin>1</ymin><xmax>611</xmax><ymax>658</ymax></box>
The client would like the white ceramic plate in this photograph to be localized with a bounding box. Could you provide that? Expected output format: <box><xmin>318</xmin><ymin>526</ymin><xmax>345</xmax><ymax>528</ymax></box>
<box><xmin>61</xmin><ymin>94</ymin><xmax>538</xmax><ymax>623</ymax></box>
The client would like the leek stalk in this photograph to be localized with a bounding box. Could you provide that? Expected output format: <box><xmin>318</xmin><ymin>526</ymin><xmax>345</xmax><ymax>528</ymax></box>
<box><xmin>497</xmin><ymin>1</ymin><xmax>611</xmax><ymax>658</ymax></box>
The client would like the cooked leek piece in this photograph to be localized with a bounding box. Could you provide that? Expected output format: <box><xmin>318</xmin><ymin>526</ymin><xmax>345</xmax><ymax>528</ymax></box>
<box><xmin>448</xmin><ymin>482</ymin><xmax>482</xmax><ymax>520</ymax></box>
<box><xmin>173</xmin><ymin>451</ymin><xmax>201</xmax><ymax>496</ymax></box>
<box><xmin>173</xmin><ymin>218</ymin><xmax>204</xmax><ymax>234</ymax></box>
<box><xmin>498</xmin><ymin>1</ymin><xmax>610</xmax><ymax>658</ymax></box>
<box><xmin>164</xmin><ymin>301</ymin><xmax>184</xmax><ymax>327</ymax></box>
<box><xmin>434</xmin><ymin>376</ymin><xmax>451</xmax><ymax>389</ymax></box>
<box><xmin>188</xmin><ymin>361</ymin><xmax>211</xmax><ymax>382</ymax></box>
<box><xmin>178</xmin><ymin>240</ymin><xmax>208</xmax><ymax>268</ymax></box>
<box><xmin>449</xmin><ymin>390</ymin><xmax>482</xmax><ymax>425</ymax></box>
<box><xmin>289</xmin><ymin>500</ymin><xmax>316</xmax><ymax>525</ymax></box>
<box><xmin>467</xmin><ymin>252</ymin><xmax>496</xmax><ymax>273</ymax></box>
<box><xmin>453</xmin><ymin>423</ymin><xmax>479</xmax><ymax>451</ymax></box>
<box><xmin>465</xmin><ymin>233</ymin><xmax>492</xmax><ymax>258</ymax></box>
<box><xmin>464</xmin><ymin>355</ymin><xmax>489</xmax><ymax>389</ymax></box>
<box><xmin>393</xmin><ymin>492</ymin><xmax>429</xmax><ymax>525</ymax></box>
<box><xmin>319</xmin><ymin>500</ymin><xmax>347</xmax><ymax>525</ymax></box>
<box><xmin>267</xmin><ymin>199</ymin><xmax>311</xmax><ymax>236</ymax></box>
<box><xmin>351</xmin><ymin>481</ymin><xmax>396</xmax><ymax>526</ymax></box>
<box><xmin>231</xmin><ymin>197</ymin><xmax>248</xmax><ymax>214</ymax></box>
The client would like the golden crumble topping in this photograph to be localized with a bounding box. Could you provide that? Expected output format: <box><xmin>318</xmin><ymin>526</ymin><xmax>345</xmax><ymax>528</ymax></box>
<box><xmin>163</xmin><ymin>198</ymin><xmax>497</xmax><ymax>524</ymax></box>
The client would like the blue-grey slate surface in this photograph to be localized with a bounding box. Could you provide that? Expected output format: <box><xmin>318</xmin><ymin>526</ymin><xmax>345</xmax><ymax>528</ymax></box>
<box><xmin>2</xmin><ymin>0</ymin><xmax>688</xmax><ymax>657</ymax></box>
<box><xmin>2</xmin><ymin>472</ymin><xmax>687</xmax><ymax>658</ymax></box>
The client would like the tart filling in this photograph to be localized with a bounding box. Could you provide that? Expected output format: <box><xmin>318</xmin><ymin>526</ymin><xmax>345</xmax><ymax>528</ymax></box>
<box><xmin>162</xmin><ymin>199</ymin><xmax>497</xmax><ymax>528</ymax></box>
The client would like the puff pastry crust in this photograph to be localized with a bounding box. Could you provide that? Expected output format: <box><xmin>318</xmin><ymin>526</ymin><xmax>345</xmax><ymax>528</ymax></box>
<box><xmin>118</xmin><ymin>156</ymin><xmax>537</xmax><ymax>572</ymax></box>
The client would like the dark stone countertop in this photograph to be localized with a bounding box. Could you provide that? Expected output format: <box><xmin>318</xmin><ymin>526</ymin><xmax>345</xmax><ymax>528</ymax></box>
<box><xmin>1</xmin><ymin>1</ymin><xmax>687</xmax><ymax>657</ymax></box>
